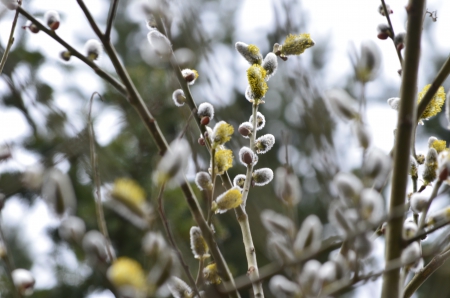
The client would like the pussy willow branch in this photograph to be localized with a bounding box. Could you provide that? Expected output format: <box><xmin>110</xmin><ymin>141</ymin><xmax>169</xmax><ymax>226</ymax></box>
<box><xmin>381</xmin><ymin>1</ymin><xmax>425</xmax><ymax>297</ymax></box>
<box><xmin>403</xmin><ymin>245</ymin><xmax>450</xmax><ymax>298</ymax></box>
<box><xmin>88</xmin><ymin>92</ymin><xmax>115</xmax><ymax>262</ymax></box>
<box><xmin>105</xmin><ymin>0</ymin><xmax>119</xmax><ymax>40</ymax></box>
<box><xmin>224</xmin><ymin>203</ymin><xmax>411</xmax><ymax>293</ymax></box>
<box><xmin>16</xmin><ymin>7</ymin><xmax>126</xmax><ymax>95</ymax></box>
<box><xmin>17</xmin><ymin>4</ymin><xmax>239</xmax><ymax>296</ymax></box>
<box><xmin>156</xmin><ymin>17</ymin><xmax>261</xmax><ymax>298</ymax></box>
<box><xmin>75</xmin><ymin>1</ymin><xmax>240</xmax><ymax>296</ymax></box>
<box><xmin>238</xmin><ymin>102</ymin><xmax>264</xmax><ymax>297</ymax></box>
<box><xmin>0</xmin><ymin>1</ymin><xmax>21</xmax><ymax>75</ymax></box>
<box><xmin>380</xmin><ymin>0</ymin><xmax>403</xmax><ymax>67</ymax></box>
<box><xmin>406</xmin><ymin>218</ymin><xmax>450</xmax><ymax>245</ymax></box>
<box><xmin>156</xmin><ymin>182</ymin><xmax>201</xmax><ymax>297</ymax></box>
<box><xmin>417</xmin><ymin>180</ymin><xmax>443</xmax><ymax>232</ymax></box>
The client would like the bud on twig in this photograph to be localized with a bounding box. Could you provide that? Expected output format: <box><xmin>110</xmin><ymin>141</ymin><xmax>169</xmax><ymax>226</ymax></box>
<box><xmin>233</xmin><ymin>174</ymin><xmax>246</xmax><ymax>189</ymax></box>
<box><xmin>254</xmin><ymin>134</ymin><xmax>275</xmax><ymax>154</ymax></box>
<box><xmin>294</xmin><ymin>214</ymin><xmax>322</xmax><ymax>254</ymax></box>
<box><xmin>238</xmin><ymin>121</ymin><xmax>253</xmax><ymax>138</ymax></box>
<box><xmin>212</xmin><ymin>187</ymin><xmax>242</xmax><ymax>214</ymax></box>
<box><xmin>190</xmin><ymin>226</ymin><xmax>210</xmax><ymax>259</ymax></box>
<box><xmin>84</xmin><ymin>39</ymin><xmax>103</xmax><ymax>61</ymax></box>
<box><xmin>195</xmin><ymin>172</ymin><xmax>213</xmax><ymax>191</ymax></box>
<box><xmin>239</xmin><ymin>146</ymin><xmax>257</xmax><ymax>166</ymax></box>
<box><xmin>262</xmin><ymin>52</ymin><xmax>278</xmax><ymax>80</ymax></box>
<box><xmin>44</xmin><ymin>10</ymin><xmax>60</xmax><ymax>30</ymax></box>
<box><xmin>12</xmin><ymin>269</ymin><xmax>35</xmax><ymax>296</ymax></box>
<box><xmin>181</xmin><ymin>69</ymin><xmax>199</xmax><ymax>85</ymax></box>
<box><xmin>197</xmin><ymin>102</ymin><xmax>214</xmax><ymax>125</ymax></box>
<box><xmin>252</xmin><ymin>168</ymin><xmax>274</xmax><ymax>186</ymax></box>
<box><xmin>172</xmin><ymin>89</ymin><xmax>186</xmax><ymax>107</ymax></box>
<box><xmin>249</xmin><ymin>112</ymin><xmax>266</xmax><ymax>131</ymax></box>
<box><xmin>235</xmin><ymin>42</ymin><xmax>263</xmax><ymax>65</ymax></box>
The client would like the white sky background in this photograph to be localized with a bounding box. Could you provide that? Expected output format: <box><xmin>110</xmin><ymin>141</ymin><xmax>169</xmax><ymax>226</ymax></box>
<box><xmin>1</xmin><ymin>0</ymin><xmax>450</xmax><ymax>296</ymax></box>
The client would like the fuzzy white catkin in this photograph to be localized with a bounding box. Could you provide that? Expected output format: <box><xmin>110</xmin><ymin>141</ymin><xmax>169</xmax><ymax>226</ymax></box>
<box><xmin>172</xmin><ymin>89</ymin><xmax>185</xmax><ymax>107</ymax></box>
<box><xmin>168</xmin><ymin>276</ymin><xmax>192</xmax><ymax>298</ymax></box>
<box><xmin>354</xmin><ymin>233</ymin><xmax>373</xmax><ymax>258</ymax></box>
<box><xmin>364</xmin><ymin>148</ymin><xmax>391</xmax><ymax>187</ymax></box>
<box><xmin>233</xmin><ymin>174</ymin><xmax>246</xmax><ymax>189</ymax></box>
<box><xmin>41</xmin><ymin>168</ymin><xmax>77</xmax><ymax>215</ymax></box>
<box><xmin>328</xmin><ymin>202</ymin><xmax>355</xmax><ymax>235</ymax></box>
<box><xmin>318</xmin><ymin>261</ymin><xmax>337</xmax><ymax>285</ymax></box>
<box><xmin>249</xmin><ymin>112</ymin><xmax>266</xmax><ymax>131</ymax></box>
<box><xmin>401</xmin><ymin>242</ymin><xmax>421</xmax><ymax>265</ymax></box>
<box><xmin>326</xmin><ymin>89</ymin><xmax>358</xmax><ymax>121</ymax></box>
<box><xmin>360</xmin><ymin>188</ymin><xmax>384</xmax><ymax>224</ymax></box>
<box><xmin>353</xmin><ymin>122</ymin><xmax>371</xmax><ymax>149</ymax></box>
<box><xmin>269</xmin><ymin>275</ymin><xmax>300</xmax><ymax>298</ymax></box>
<box><xmin>147</xmin><ymin>30</ymin><xmax>171</xmax><ymax>58</ymax></box>
<box><xmin>142</xmin><ymin>232</ymin><xmax>166</xmax><ymax>256</ymax></box>
<box><xmin>403</xmin><ymin>219</ymin><xmax>418</xmax><ymax>239</ymax></box>
<box><xmin>267</xmin><ymin>234</ymin><xmax>295</xmax><ymax>263</ymax></box>
<box><xmin>294</xmin><ymin>214</ymin><xmax>322</xmax><ymax>254</ymax></box>
<box><xmin>238</xmin><ymin>121</ymin><xmax>253</xmax><ymax>138</ymax></box>
<box><xmin>261</xmin><ymin>209</ymin><xmax>295</xmax><ymax>237</ymax></box>
<box><xmin>252</xmin><ymin>168</ymin><xmax>274</xmax><ymax>186</ymax></box>
<box><xmin>82</xmin><ymin>230</ymin><xmax>111</xmax><ymax>262</ymax></box>
<box><xmin>387</xmin><ymin>97</ymin><xmax>400</xmax><ymax>110</ymax></box>
<box><xmin>195</xmin><ymin>172</ymin><xmax>212</xmax><ymax>191</ymax></box>
<box><xmin>235</xmin><ymin>41</ymin><xmax>263</xmax><ymax>65</ymax></box>
<box><xmin>197</xmin><ymin>102</ymin><xmax>214</xmax><ymax>119</ymax></box>
<box><xmin>428</xmin><ymin>136</ymin><xmax>438</xmax><ymax>148</ymax></box>
<box><xmin>355</xmin><ymin>40</ymin><xmax>381</xmax><ymax>83</ymax></box>
<box><xmin>59</xmin><ymin>216</ymin><xmax>86</xmax><ymax>242</ymax></box>
<box><xmin>239</xmin><ymin>146</ymin><xmax>256</xmax><ymax>166</ymax></box>
<box><xmin>255</xmin><ymin>134</ymin><xmax>275</xmax><ymax>154</ymax></box>
<box><xmin>153</xmin><ymin>138</ymin><xmax>191</xmax><ymax>187</ymax></box>
<box><xmin>84</xmin><ymin>39</ymin><xmax>103</xmax><ymax>61</ymax></box>
<box><xmin>333</xmin><ymin>172</ymin><xmax>363</xmax><ymax>204</ymax></box>
<box><xmin>274</xmin><ymin>167</ymin><xmax>301</xmax><ymax>205</ymax></box>
<box><xmin>299</xmin><ymin>260</ymin><xmax>323</xmax><ymax>296</ymax></box>
<box><xmin>410</xmin><ymin>193</ymin><xmax>429</xmax><ymax>213</ymax></box>
<box><xmin>12</xmin><ymin>269</ymin><xmax>35</xmax><ymax>296</ymax></box>
<box><xmin>262</xmin><ymin>52</ymin><xmax>278</xmax><ymax>80</ymax></box>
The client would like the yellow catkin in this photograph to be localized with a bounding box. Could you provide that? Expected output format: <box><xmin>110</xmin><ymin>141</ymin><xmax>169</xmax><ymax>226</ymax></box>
<box><xmin>281</xmin><ymin>33</ymin><xmax>315</xmax><ymax>56</ymax></box>
<box><xmin>203</xmin><ymin>263</ymin><xmax>221</xmax><ymax>284</ymax></box>
<box><xmin>213</xmin><ymin>122</ymin><xmax>234</xmax><ymax>146</ymax></box>
<box><xmin>107</xmin><ymin>257</ymin><xmax>146</xmax><ymax>290</ymax></box>
<box><xmin>247</xmin><ymin>64</ymin><xmax>268</xmax><ymax>100</ymax></box>
<box><xmin>214</xmin><ymin>149</ymin><xmax>233</xmax><ymax>174</ymax></box>
<box><xmin>111</xmin><ymin>178</ymin><xmax>146</xmax><ymax>213</ymax></box>
<box><xmin>431</xmin><ymin>140</ymin><xmax>447</xmax><ymax>154</ymax></box>
<box><xmin>418</xmin><ymin>85</ymin><xmax>446</xmax><ymax>120</ymax></box>
<box><xmin>214</xmin><ymin>188</ymin><xmax>242</xmax><ymax>213</ymax></box>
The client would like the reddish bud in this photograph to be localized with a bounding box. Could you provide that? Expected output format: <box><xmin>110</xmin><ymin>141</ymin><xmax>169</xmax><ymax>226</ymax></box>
<box><xmin>198</xmin><ymin>137</ymin><xmax>205</xmax><ymax>146</ymax></box>
<box><xmin>201</xmin><ymin>116</ymin><xmax>210</xmax><ymax>126</ymax></box>
<box><xmin>49</xmin><ymin>21</ymin><xmax>60</xmax><ymax>30</ymax></box>
<box><xmin>397</xmin><ymin>43</ymin><xmax>404</xmax><ymax>51</ymax></box>
<box><xmin>439</xmin><ymin>167</ymin><xmax>449</xmax><ymax>181</ymax></box>
<box><xmin>238</xmin><ymin>126</ymin><xmax>251</xmax><ymax>137</ymax></box>
<box><xmin>377</xmin><ymin>33</ymin><xmax>389</xmax><ymax>40</ymax></box>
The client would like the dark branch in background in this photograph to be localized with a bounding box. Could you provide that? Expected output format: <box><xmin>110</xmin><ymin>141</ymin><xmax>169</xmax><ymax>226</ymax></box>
<box><xmin>88</xmin><ymin>92</ymin><xmax>115</xmax><ymax>262</ymax></box>
<box><xmin>156</xmin><ymin>183</ymin><xmax>201</xmax><ymax>297</ymax></box>
<box><xmin>381</xmin><ymin>1</ymin><xmax>425</xmax><ymax>297</ymax></box>
<box><xmin>0</xmin><ymin>222</ymin><xmax>20</xmax><ymax>298</ymax></box>
<box><xmin>380</xmin><ymin>0</ymin><xmax>403</xmax><ymax>66</ymax></box>
<box><xmin>0</xmin><ymin>1</ymin><xmax>22</xmax><ymax>75</ymax></box>
<box><xmin>105</xmin><ymin>0</ymin><xmax>119</xmax><ymax>40</ymax></box>
<box><xmin>16</xmin><ymin>7</ymin><xmax>127</xmax><ymax>95</ymax></box>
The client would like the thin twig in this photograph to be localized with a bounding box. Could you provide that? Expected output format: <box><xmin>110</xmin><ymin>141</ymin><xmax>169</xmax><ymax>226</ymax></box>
<box><xmin>196</xmin><ymin>257</ymin><xmax>204</xmax><ymax>287</ymax></box>
<box><xmin>0</xmin><ymin>218</ymin><xmax>20</xmax><ymax>298</ymax></box>
<box><xmin>380</xmin><ymin>0</ymin><xmax>403</xmax><ymax>67</ymax></box>
<box><xmin>16</xmin><ymin>7</ymin><xmax>127</xmax><ymax>95</ymax></box>
<box><xmin>178</xmin><ymin>111</ymin><xmax>194</xmax><ymax>139</ymax></box>
<box><xmin>207</xmin><ymin>148</ymin><xmax>216</xmax><ymax>226</ymax></box>
<box><xmin>105</xmin><ymin>0</ymin><xmax>119</xmax><ymax>40</ymax></box>
<box><xmin>406</xmin><ymin>218</ymin><xmax>450</xmax><ymax>245</ymax></box>
<box><xmin>381</xmin><ymin>1</ymin><xmax>425</xmax><ymax>297</ymax></box>
<box><xmin>417</xmin><ymin>180</ymin><xmax>443</xmax><ymax>232</ymax></box>
<box><xmin>403</xmin><ymin>246</ymin><xmax>450</xmax><ymax>298</ymax></box>
<box><xmin>0</xmin><ymin>1</ymin><xmax>21</xmax><ymax>75</ymax></box>
<box><xmin>156</xmin><ymin>183</ymin><xmax>201</xmax><ymax>298</ymax></box>
<box><xmin>88</xmin><ymin>92</ymin><xmax>115</xmax><ymax>261</ymax></box>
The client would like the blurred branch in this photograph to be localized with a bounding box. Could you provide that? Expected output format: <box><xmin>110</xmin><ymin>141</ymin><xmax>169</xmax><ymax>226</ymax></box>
<box><xmin>0</xmin><ymin>220</ymin><xmax>20</xmax><ymax>298</ymax></box>
<box><xmin>88</xmin><ymin>92</ymin><xmax>115</xmax><ymax>262</ymax></box>
<box><xmin>380</xmin><ymin>0</ymin><xmax>403</xmax><ymax>67</ymax></box>
<box><xmin>73</xmin><ymin>2</ymin><xmax>240</xmax><ymax>296</ymax></box>
<box><xmin>105</xmin><ymin>0</ymin><xmax>119</xmax><ymax>40</ymax></box>
<box><xmin>406</xmin><ymin>218</ymin><xmax>450</xmax><ymax>245</ymax></box>
<box><xmin>156</xmin><ymin>183</ymin><xmax>201</xmax><ymax>297</ymax></box>
<box><xmin>381</xmin><ymin>1</ymin><xmax>425</xmax><ymax>297</ymax></box>
<box><xmin>0</xmin><ymin>1</ymin><xmax>21</xmax><ymax>75</ymax></box>
<box><xmin>16</xmin><ymin>7</ymin><xmax>127</xmax><ymax>96</ymax></box>
<box><xmin>417</xmin><ymin>180</ymin><xmax>443</xmax><ymax>232</ymax></box>
<box><xmin>416</xmin><ymin>54</ymin><xmax>450</xmax><ymax>122</ymax></box>
<box><xmin>403</xmin><ymin>246</ymin><xmax>450</xmax><ymax>298</ymax></box>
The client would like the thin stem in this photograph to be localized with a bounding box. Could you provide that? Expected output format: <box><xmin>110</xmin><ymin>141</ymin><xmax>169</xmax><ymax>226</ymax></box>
<box><xmin>381</xmin><ymin>1</ymin><xmax>425</xmax><ymax>297</ymax></box>
<box><xmin>0</xmin><ymin>218</ymin><xmax>21</xmax><ymax>298</ymax></box>
<box><xmin>196</xmin><ymin>257</ymin><xmax>205</xmax><ymax>287</ymax></box>
<box><xmin>207</xmin><ymin>148</ymin><xmax>216</xmax><ymax>226</ymax></box>
<box><xmin>411</xmin><ymin>122</ymin><xmax>418</xmax><ymax>159</ymax></box>
<box><xmin>88</xmin><ymin>92</ymin><xmax>115</xmax><ymax>261</ymax></box>
<box><xmin>0</xmin><ymin>1</ymin><xmax>21</xmax><ymax>75</ymax></box>
<box><xmin>105</xmin><ymin>0</ymin><xmax>119</xmax><ymax>40</ymax></box>
<box><xmin>380</xmin><ymin>0</ymin><xmax>403</xmax><ymax>67</ymax></box>
<box><xmin>417</xmin><ymin>180</ymin><xmax>443</xmax><ymax>232</ymax></box>
<box><xmin>406</xmin><ymin>217</ymin><xmax>450</xmax><ymax>245</ymax></box>
<box><xmin>403</xmin><ymin>246</ymin><xmax>450</xmax><ymax>298</ymax></box>
<box><xmin>156</xmin><ymin>183</ymin><xmax>201</xmax><ymax>298</ymax></box>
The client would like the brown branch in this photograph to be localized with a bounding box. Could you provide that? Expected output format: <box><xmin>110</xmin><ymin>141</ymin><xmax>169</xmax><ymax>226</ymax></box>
<box><xmin>403</xmin><ymin>247</ymin><xmax>450</xmax><ymax>298</ymax></box>
<box><xmin>105</xmin><ymin>0</ymin><xmax>119</xmax><ymax>40</ymax></box>
<box><xmin>16</xmin><ymin>7</ymin><xmax>127</xmax><ymax>96</ymax></box>
<box><xmin>88</xmin><ymin>92</ymin><xmax>115</xmax><ymax>261</ymax></box>
<box><xmin>156</xmin><ymin>183</ymin><xmax>201</xmax><ymax>297</ymax></box>
<box><xmin>380</xmin><ymin>0</ymin><xmax>403</xmax><ymax>67</ymax></box>
<box><xmin>381</xmin><ymin>1</ymin><xmax>425</xmax><ymax>297</ymax></box>
<box><xmin>0</xmin><ymin>1</ymin><xmax>21</xmax><ymax>75</ymax></box>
